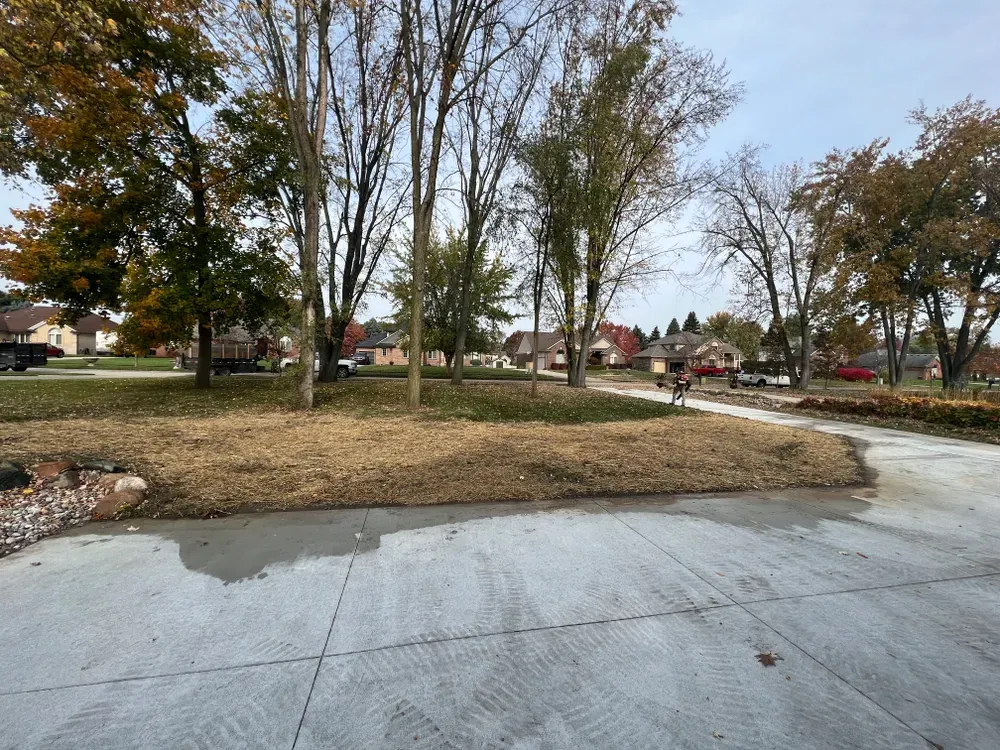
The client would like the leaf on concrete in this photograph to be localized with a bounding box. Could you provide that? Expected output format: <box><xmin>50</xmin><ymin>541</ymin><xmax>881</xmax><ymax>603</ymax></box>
<box><xmin>755</xmin><ymin>650</ymin><xmax>782</xmax><ymax>667</ymax></box>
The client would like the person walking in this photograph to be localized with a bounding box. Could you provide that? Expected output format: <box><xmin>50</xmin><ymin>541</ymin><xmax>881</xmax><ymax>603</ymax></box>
<box><xmin>672</xmin><ymin>370</ymin><xmax>690</xmax><ymax>406</ymax></box>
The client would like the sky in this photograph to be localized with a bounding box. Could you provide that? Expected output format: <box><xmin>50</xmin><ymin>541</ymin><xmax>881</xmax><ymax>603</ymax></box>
<box><xmin>3</xmin><ymin>0</ymin><xmax>1000</xmax><ymax>335</ymax></box>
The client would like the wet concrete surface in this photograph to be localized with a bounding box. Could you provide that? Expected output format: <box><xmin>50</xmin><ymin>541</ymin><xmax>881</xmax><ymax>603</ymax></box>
<box><xmin>1</xmin><ymin>399</ymin><xmax>999</xmax><ymax>748</ymax></box>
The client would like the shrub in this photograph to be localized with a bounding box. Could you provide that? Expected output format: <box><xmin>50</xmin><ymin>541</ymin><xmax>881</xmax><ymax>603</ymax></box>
<box><xmin>836</xmin><ymin>367</ymin><xmax>875</xmax><ymax>382</ymax></box>
<box><xmin>798</xmin><ymin>395</ymin><xmax>1000</xmax><ymax>430</ymax></box>
<box><xmin>549</xmin><ymin>363</ymin><xmax>568</xmax><ymax>371</ymax></box>
<box><xmin>585</xmin><ymin>364</ymin><xmax>607</xmax><ymax>371</ymax></box>
<box><xmin>470</xmin><ymin>359</ymin><xmax>482</xmax><ymax>367</ymax></box>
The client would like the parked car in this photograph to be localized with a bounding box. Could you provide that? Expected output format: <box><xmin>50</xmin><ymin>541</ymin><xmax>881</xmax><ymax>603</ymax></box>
<box><xmin>738</xmin><ymin>371</ymin><xmax>791</xmax><ymax>388</ymax></box>
<box><xmin>281</xmin><ymin>355</ymin><xmax>358</xmax><ymax>378</ymax></box>
<box><xmin>692</xmin><ymin>365</ymin><xmax>728</xmax><ymax>376</ymax></box>
<box><xmin>350</xmin><ymin>353</ymin><xmax>371</xmax><ymax>365</ymax></box>
<box><xmin>45</xmin><ymin>344</ymin><xmax>65</xmax><ymax>358</ymax></box>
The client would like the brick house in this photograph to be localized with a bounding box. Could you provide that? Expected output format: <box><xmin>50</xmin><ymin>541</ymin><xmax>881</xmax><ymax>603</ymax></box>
<box><xmin>631</xmin><ymin>332</ymin><xmax>743</xmax><ymax>374</ymax></box>
<box><xmin>354</xmin><ymin>330</ymin><xmax>474</xmax><ymax>367</ymax></box>
<box><xmin>514</xmin><ymin>332</ymin><xmax>627</xmax><ymax>370</ymax></box>
<box><xmin>0</xmin><ymin>305</ymin><xmax>118</xmax><ymax>355</ymax></box>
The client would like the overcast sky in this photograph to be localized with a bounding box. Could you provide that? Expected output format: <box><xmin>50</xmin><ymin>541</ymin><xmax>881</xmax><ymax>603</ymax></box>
<box><xmin>4</xmin><ymin>0</ymin><xmax>999</xmax><ymax>335</ymax></box>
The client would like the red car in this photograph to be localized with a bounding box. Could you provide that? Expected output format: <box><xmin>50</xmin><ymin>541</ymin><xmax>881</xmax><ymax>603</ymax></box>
<box><xmin>45</xmin><ymin>344</ymin><xmax>65</xmax><ymax>358</ymax></box>
<box><xmin>692</xmin><ymin>365</ymin><xmax>728</xmax><ymax>376</ymax></box>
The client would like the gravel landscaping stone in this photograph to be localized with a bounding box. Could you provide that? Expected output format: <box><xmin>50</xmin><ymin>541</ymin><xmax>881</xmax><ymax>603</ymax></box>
<box><xmin>0</xmin><ymin>462</ymin><xmax>148</xmax><ymax>559</ymax></box>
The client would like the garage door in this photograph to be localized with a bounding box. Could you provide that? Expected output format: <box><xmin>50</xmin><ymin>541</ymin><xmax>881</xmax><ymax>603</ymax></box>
<box><xmin>652</xmin><ymin>360</ymin><xmax>665</xmax><ymax>373</ymax></box>
<box><xmin>536</xmin><ymin>355</ymin><xmax>547</xmax><ymax>371</ymax></box>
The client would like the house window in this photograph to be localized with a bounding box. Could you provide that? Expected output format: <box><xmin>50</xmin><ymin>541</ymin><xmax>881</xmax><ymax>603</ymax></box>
<box><xmin>381</xmin><ymin>348</ymin><xmax>388</xmax><ymax>357</ymax></box>
<box><xmin>15</xmin><ymin>333</ymin><xmax>31</xmax><ymax>343</ymax></box>
<box><xmin>402</xmin><ymin>350</ymin><xmax>408</xmax><ymax>358</ymax></box>
<box><xmin>708</xmin><ymin>357</ymin><xmax>716</xmax><ymax>366</ymax></box>
<box><xmin>609</xmin><ymin>353</ymin><xmax>617</xmax><ymax>364</ymax></box>
<box><xmin>48</xmin><ymin>328</ymin><xmax>62</xmax><ymax>346</ymax></box>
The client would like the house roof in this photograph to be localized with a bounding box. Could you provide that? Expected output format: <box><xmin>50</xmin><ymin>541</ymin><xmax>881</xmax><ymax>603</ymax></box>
<box><xmin>0</xmin><ymin>306</ymin><xmax>118</xmax><ymax>334</ymax></box>
<box><xmin>355</xmin><ymin>332</ymin><xmax>390</xmax><ymax>349</ymax></box>
<box><xmin>645</xmin><ymin>332</ymin><xmax>743</xmax><ymax>356</ymax></box>
<box><xmin>516</xmin><ymin>332</ymin><xmax>566</xmax><ymax>353</ymax></box>
<box><xmin>632</xmin><ymin>344</ymin><xmax>673</xmax><ymax>359</ymax></box>
<box><xmin>854</xmin><ymin>349</ymin><xmax>940</xmax><ymax>369</ymax></box>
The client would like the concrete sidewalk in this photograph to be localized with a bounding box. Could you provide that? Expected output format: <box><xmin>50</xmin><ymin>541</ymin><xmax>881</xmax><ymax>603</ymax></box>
<box><xmin>1</xmin><ymin>398</ymin><xmax>998</xmax><ymax>748</ymax></box>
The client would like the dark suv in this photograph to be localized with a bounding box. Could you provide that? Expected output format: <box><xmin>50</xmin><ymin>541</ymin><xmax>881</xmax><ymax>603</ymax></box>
<box><xmin>350</xmin><ymin>353</ymin><xmax>371</xmax><ymax>365</ymax></box>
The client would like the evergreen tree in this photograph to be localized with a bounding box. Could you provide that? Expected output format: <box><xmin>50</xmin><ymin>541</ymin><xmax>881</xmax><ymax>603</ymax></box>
<box><xmin>650</xmin><ymin>325</ymin><xmax>662</xmax><ymax>340</ymax></box>
<box><xmin>682</xmin><ymin>311</ymin><xmax>702</xmax><ymax>333</ymax></box>
<box><xmin>631</xmin><ymin>325</ymin><xmax>648</xmax><ymax>349</ymax></box>
<box><xmin>665</xmin><ymin>318</ymin><xmax>680</xmax><ymax>335</ymax></box>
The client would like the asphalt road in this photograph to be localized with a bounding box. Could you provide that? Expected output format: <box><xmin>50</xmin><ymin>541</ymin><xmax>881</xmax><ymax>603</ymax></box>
<box><xmin>1</xmin><ymin>398</ymin><xmax>998</xmax><ymax>749</ymax></box>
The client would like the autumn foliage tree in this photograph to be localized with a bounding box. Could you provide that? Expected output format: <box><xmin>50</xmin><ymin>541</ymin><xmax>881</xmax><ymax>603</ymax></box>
<box><xmin>597</xmin><ymin>321</ymin><xmax>640</xmax><ymax>360</ymax></box>
<box><xmin>0</xmin><ymin>0</ymin><xmax>289</xmax><ymax>387</ymax></box>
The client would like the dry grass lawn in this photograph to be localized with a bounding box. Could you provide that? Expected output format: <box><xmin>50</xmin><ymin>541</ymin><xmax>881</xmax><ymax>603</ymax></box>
<box><xmin>2</xmin><ymin>408</ymin><xmax>860</xmax><ymax>515</ymax></box>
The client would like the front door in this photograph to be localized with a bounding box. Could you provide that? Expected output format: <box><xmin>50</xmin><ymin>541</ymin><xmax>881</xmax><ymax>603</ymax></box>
<box><xmin>536</xmin><ymin>355</ymin><xmax>547</xmax><ymax>371</ymax></box>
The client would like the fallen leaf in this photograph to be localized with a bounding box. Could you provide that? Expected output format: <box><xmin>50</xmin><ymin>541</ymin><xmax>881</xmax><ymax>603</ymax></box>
<box><xmin>30</xmin><ymin>562</ymin><xmax>41</xmax><ymax>567</ymax></box>
<box><xmin>839</xmin><ymin>551</ymin><xmax>849</xmax><ymax>555</ymax></box>
<box><xmin>856</xmin><ymin>552</ymin><xmax>869</xmax><ymax>559</ymax></box>
<box><xmin>126</xmin><ymin>525</ymin><xmax>139</xmax><ymax>532</ymax></box>
<box><xmin>755</xmin><ymin>650</ymin><xmax>782</xmax><ymax>667</ymax></box>
<box><xmin>785</xmin><ymin>675</ymin><xmax>791</xmax><ymax>681</ymax></box>
<box><xmin>22</xmin><ymin>488</ymin><xmax>33</xmax><ymax>495</ymax></box>
<box><xmin>712</xmin><ymin>730</ymin><xmax>724</xmax><ymax>739</ymax></box>
<box><xmin>716</xmin><ymin>572</ymin><xmax>725</xmax><ymax>577</ymax></box>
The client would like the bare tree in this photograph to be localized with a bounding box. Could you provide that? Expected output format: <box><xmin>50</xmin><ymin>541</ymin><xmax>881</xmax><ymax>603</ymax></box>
<box><xmin>699</xmin><ymin>147</ymin><xmax>845</xmax><ymax>389</ymax></box>
<box><xmin>448</xmin><ymin>11</ymin><xmax>551</xmax><ymax>385</ymax></box>
<box><xmin>236</xmin><ymin>0</ymin><xmax>333</xmax><ymax>408</ymax></box>
<box><xmin>398</xmin><ymin>0</ymin><xmax>553</xmax><ymax>408</ymax></box>
<box><xmin>316</xmin><ymin>0</ymin><xmax>409</xmax><ymax>381</ymax></box>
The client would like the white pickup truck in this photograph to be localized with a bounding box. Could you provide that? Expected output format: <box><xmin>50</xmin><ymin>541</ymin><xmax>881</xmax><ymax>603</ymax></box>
<box><xmin>738</xmin><ymin>371</ymin><xmax>791</xmax><ymax>388</ymax></box>
<box><xmin>280</xmin><ymin>355</ymin><xmax>357</xmax><ymax>378</ymax></box>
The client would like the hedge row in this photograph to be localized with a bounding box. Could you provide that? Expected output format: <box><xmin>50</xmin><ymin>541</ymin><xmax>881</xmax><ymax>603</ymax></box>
<box><xmin>836</xmin><ymin>367</ymin><xmax>875</xmax><ymax>382</ymax></box>
<box><xmin>798</xmin><ymin>395</ymin><xmax>1000</xmax><ymax>430</ymax></box>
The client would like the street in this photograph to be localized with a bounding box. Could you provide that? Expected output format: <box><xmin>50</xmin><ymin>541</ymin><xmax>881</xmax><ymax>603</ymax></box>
<box><xmin>1</xmin><ymin>398</ymin><xmax>998</xmax><ymax>749</ymax></box>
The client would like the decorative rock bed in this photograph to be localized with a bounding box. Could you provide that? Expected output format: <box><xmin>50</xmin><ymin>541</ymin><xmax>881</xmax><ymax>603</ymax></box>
<box><xmin>0</xmin><ymin>459</ymin><xmax>148</xmax><ymax>559</ymax></box>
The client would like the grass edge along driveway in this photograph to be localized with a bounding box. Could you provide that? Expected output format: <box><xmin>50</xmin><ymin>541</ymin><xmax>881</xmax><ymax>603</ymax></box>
<box><xmin>0</xmin><ymin>378</ymin><xmax>860</xmax><ymax>516</ymax></box>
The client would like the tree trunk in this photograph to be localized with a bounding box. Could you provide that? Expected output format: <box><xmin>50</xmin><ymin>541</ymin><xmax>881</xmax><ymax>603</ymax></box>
<box><xmin>796</xmin><ymin>318</ymin><xmax>811</xmax><ymax>390</ymax></box>
<box><xmin>450</xmin><ymin>240</ymin><xmax>477</xmax><ymax>386</ymax></box>
<box><xmin>530</xmin><ymin>327</ymin><xmax>540</xmax><ymax>399</ymax></box>
<box><xmin>195</xmin><ymin>317</ymin><xmax>213</xmax><ymax>389</ymax></box>
<box><xmin>406</xmin><ymin>206</ymin><xmax>429</xmax><ymax>408</ymax></box>
<box><xmin>320</xmin><ymin>315</ymin><xmax>348</xmax><ymax>382</ymax></box>
<box><xmin>298</xmin><ymin>180</ymin><xmax>320</xmax><ymax>408</ymax></box>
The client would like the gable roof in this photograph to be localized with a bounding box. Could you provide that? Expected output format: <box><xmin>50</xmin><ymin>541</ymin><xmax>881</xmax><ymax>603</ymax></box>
<box><xmin>647</xmin><ymin>331</ymin><xmax>743</xmax><ymax>356</ymax></box>
<box><xmin>517</xmin><ymin>332</ymin><xmax>565</xmax><ymax>353</ymax></box>
<box><xmin>355</xmin><ymin>331</ymin><xmax>390</xmax><ymax>349</ymax></box>
<box><xmin>854</xmin><ymin>350</ymin><xmax>940</xmax><ymax>370</ymax></box>
<box><xmin>1</xmin><ymin>306</ymin><xmax>118</xmax><ymax>334</ymax></box>
<box><xmin>632</xmin><ymin>344</ymin><xmax>672</xmax><ymax>359</ymax></box>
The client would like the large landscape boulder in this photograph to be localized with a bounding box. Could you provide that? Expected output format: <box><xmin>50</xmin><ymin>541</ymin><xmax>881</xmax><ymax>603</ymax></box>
<box><xmin>92</xmin><ymin>490</ymin><xmax>145</xmax><ymax>519</ymax></box>
<box><xmin>113</xmin><ymin>475</ymin><xmax>148</xmax><ymax>494</ymax></box>
<box><xmin>81</xmin><ymin>460</ymin><xmax>128</xmax><ymax>473</ymax></box>
<box><xmin>48</xmin><ymin>470</ymin><xmax>81</xmax><ymax>490</ymax></box>
<box><xmin>33</xmin><ymin>460</ymin><xmax>77</xmax><ymax>478</ymax></box>
<box><xmin>0</xmin><ymin>460</ymin><xmax>30</xmax><ymax>491</ymax></box>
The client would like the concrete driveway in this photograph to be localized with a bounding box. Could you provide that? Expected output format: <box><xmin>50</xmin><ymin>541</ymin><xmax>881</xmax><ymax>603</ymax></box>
<box><xmin>1</xmin><ymin>399</ymin><xmax>998</xmax><ymax>749</ymax></box>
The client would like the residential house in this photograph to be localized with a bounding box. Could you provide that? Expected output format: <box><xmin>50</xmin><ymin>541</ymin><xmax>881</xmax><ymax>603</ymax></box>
<box><xmin>631</xmin><ymin>332</ymin><xmax>742</xmax><ymax>374</ymax></box>
<box><xmin>0</xmin><ymin>305</ymin><xmax>118</xmax><ymax>355</ymax></box>
<box><xmin>853</xmin><ymin>350</ymin><xmax>940</xmax><ymax>380</ymax></box>
<box><xmin>514</xmin><ymin>332</ymin><xmax>628</xmax><ymax>370</ymax></box>
<box><xmin>353</xmin><ymin>330</ymin><xmax>473</xmax><ymax>367</ymax></box>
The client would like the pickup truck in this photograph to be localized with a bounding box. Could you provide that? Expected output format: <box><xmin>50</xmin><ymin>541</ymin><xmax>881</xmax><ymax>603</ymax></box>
<box><xmin>738</xmin><ymin>371</ymin><xmax>791</xmax><ymax>388</ymax></box>
<box><xmin>692</xmin><ymin>365</ymin><xmax>728</xmax><ymax>376</ymax></box>
<box><xmin>281</xmin><ymin>355</ymin><xmax>358</xmax><ymax>378</ymax></box>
